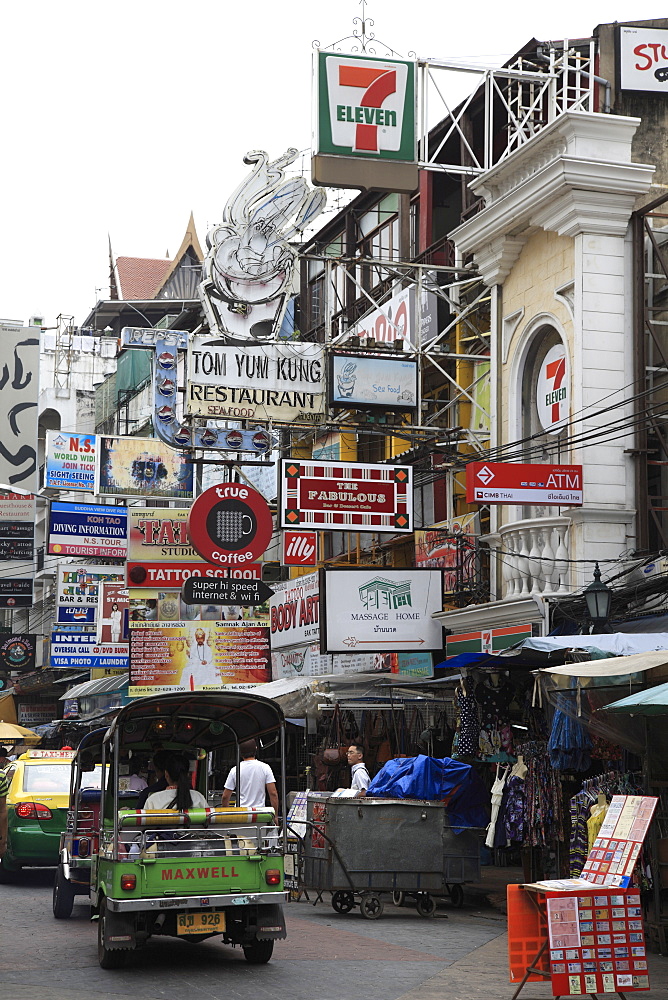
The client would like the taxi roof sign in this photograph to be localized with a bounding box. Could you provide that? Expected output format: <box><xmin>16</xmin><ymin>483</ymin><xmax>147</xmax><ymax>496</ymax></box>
<box><xmin>19</xmin><ymin>749</ymin><xmax>76</xmax><ymax>760</ymax></box>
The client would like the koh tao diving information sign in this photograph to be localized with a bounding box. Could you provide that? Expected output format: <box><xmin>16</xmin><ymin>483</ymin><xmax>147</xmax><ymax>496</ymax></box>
<box><xmin>466</xmin><ymin>462</ymin><xmax>583</xmax><ymax>506</ymax></box>
<box><xmin>280</xmin><ymin>459</ymin><xmax>412</xmax><ymax>532</ymax></box>
<box><xmin>48</xmin><ymin>502</ymin><xmax>128</xmax><ymax>558</ymax></box>
<box><xmin>187</xmin><ymin>340</ymin><xmax>325</xmax><ymax>424</ymax></box>
<box><xmin>317</xmin><ymin>51</ymin><xmax>416</xmax><ymax>162</ymax></box>
<box><xmin>44</xmin><ymin>431</ymin><xmax>97</xmax><ymax>491</ymax></box>
<box><xmin>129</xmin><ymin>620</ymin><xmax>270</xmax><ymax>695</ymax></box>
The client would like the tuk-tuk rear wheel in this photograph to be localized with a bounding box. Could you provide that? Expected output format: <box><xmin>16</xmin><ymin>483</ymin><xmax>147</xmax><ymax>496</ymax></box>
<box><xmin>242</xmin><ymin>937</ymin><xmax>274</xmax><ymax>964</ymax></box>
<box><xmin>52</xmin><ymin>866</ymin><xmax>75</xmax><ymax>919</ymax></box>
<box><xmin>98</xmin><ymin>898</ymin><xmax>129</xmax><ymax>969</ymax></box>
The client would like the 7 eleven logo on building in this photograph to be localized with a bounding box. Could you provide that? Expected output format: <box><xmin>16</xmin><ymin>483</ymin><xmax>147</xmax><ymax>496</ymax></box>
<box><xmin>318</xmin><ymin>52</ymin><xmax>416</xmax><ymax>161</ymax></box>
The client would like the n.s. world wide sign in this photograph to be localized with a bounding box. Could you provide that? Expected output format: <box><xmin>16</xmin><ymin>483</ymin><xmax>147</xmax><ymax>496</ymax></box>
<box><xmin>466</xmin><ymin>462</ymin><xmax>583</xmax><ymax>506</ymax></box>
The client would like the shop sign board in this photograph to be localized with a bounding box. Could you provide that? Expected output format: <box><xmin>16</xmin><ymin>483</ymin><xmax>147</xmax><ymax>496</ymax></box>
<box><xmin>97</xmin><ymin>435</ymin><xmax>193</xmax><ymax>500</ymax></box>
<box><xmin>343</xmin><ymin>285</ymin><xmax>437</xmax><ymax>351</ymax></box>
<box><xmin>321</xmin><ymin>568</ymin><xmax>444</xmax><ymax>653</ymax></box>
<box><xmin>393</xmin><ymin>651</ymin><xmax>433</xmax><ymax>677</ymax></box>
<box><xmin>187</xmin><ymin>483</ymin><xmax>274</xmax><ymax>567</ymax></box>
<box><xmin>51</xmin><ymin>638</ymin><xmax>128</xmax><ymax>671</ymax></box>
<box><xmin>0</xmin><ymin>634</ymin><xmax>36</xmax><ymax>672</ymax></box>
<box><xmin>280</xmin><ymin>459</ymin><xmax>412</xmax><ymax>533</ymax></box>
<box><xmin>0</xmin><ymin>324</ymin><xmax>40</xmax><ymax>492</ymax></box>
<box><xmin>120</xmin><ymin>327</ymin><xmax>189</xmax><ymax>350</ymax></box>
<box><xmin>536</xmin><ymin>344</ymin><xmax>568</xmax><ymax>433</ymax></box>
<box><xmin>0</xmin><ymin>578</ymin><xmax>33</xmax><ymax>608</ymax></box>
<box><xmin>329</xmin><ymin>353</ymin><xmax>417</xmax><ymax>409</ymax></box>
<box><xmin>466</xmin><ymin>462</ymin><xmax>583</xmax><ymax>506</ymax></box>
<box><xmin>127</xmin><ymin>561</ymin><xmax>262</xmax><ymax>588</ymax></box>
<box><xmin>182</xmin><ymin>577</ymin><xmax>274</xmax><ymax>607</ymax></box>
<box><xmin>187</xmin><ymin>340</ymin><xmax>325</xmax><ymax>424</ymax></box>
<box><xmin>269</xmin><ymin>571</ymin><xmax>320</xmax><ymax>650</ymax></box>
<box><xmin>44</xmin><ymin>431</ymin><xmax>97</xmax><ymax>491</ymax></box>
<box><xmin>445</xmin><ymin>624</ymin><xmax>534</xmax><ymax>657</ymax></box>
<box><xmin>619</xmin><ymin>24</ymin><xmax>668</xmax><ymax>93</ymax></box>
<box><xmin>55</xmin><ymin>564</ymin><xmax>124</xmax><ymax>624</ymax></box>
<box><xmin>98</xmin><ymin>582</ymin><xmax>129</xmax><ymax>643</ymax></box>
<box><xmin>271</xmin><ymin>642</ymin><xmax>376</xmax><ymax>680</ymax></box>
<box><xmin>48</xmin><ymin>501</ymin><xmax>128</xmax><ymax>559</ymax></box>
<box><xmin>316</xmin><ymin>51</ymin><xmax>416</xmax><ymax>163</ymax></box>
<box><xmin>0</xmin><ymin>495</ymin><xmax>35</xmax><ymax>560</ymax></box>
<box><xmin>129</xmin><ymin>619</ymin><xmax>270</xmax><ymax>696</ymax></box>
<box><xmin>414</xmin><ymin>513</ymin><xmax>478</xmax><ymax>595</ymax></box>
<box><xmin>282</xmin><ymin>530</ymin><xmax>318</xmax><ymax>567</ymax></box>
<box><xmin>129</xmin><ymin>508</ymin><xmax>198</xmax><ymax>563</ymax></box>
<box><xmin>18</xmin><ymin>703</ymin><xmax>57</xmax><ymax>727</ymax></box>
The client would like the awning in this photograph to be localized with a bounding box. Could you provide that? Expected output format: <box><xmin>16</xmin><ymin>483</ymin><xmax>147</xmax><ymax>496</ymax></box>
<box><xmin>538</xmin><ymin>650</ymin><xmax>668</xmax><ymax>678</ymax></box>
<box><xmin>602</xmin><ymin>681</ymin><xmax>668</xmax><ymax>716</ymax></box>
<box><xmin>523</xmin><ymin>633</ymin><xmax>668</xmax><ymax>656</ymax></box>
<box><xmin>60</xmin><ymin>673</ymin><xmax>129</xmax><ymax>701</ymax></box>
<box><xmin>248</xmin><ymin>676</ymin><xmax>332</xmax><ymax>718</ymax></box>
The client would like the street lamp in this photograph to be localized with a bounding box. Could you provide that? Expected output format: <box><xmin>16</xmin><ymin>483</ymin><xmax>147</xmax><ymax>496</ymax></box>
<box><xmin>584</xmin><ymin>562</ymin><xmax>612</xmax><ymax>631</ymax></box>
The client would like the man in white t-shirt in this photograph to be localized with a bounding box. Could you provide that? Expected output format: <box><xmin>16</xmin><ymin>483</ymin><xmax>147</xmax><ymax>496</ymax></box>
<box><xmin>347</xmin><ymin>744</ymin><xmax>370</xmax><ymax>797</ymax></box>
<box><xmin>221</xmin><ymin>739</ymin><xmax>279</xmax><ymax>815</ymax></box>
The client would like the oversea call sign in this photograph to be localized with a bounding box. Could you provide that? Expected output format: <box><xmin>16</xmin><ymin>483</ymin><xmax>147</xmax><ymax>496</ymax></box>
<box><xmin>187</xmin><ymin>483</ymin><xmax>273</xmax><ymax>566</ymax></box>
<box><xmin>466</xmin><ymin>462</ymin><xmax>583</xmax><ymax>506</ymax></box>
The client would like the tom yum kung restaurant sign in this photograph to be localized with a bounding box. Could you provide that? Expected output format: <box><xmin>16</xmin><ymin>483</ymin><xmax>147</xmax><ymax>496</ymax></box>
<box><xmin>466</xmin><ymin>462</ymin><xmax>583</xmax><ymax>506</ymax></box>
<box><xmin>187</xmin><ymin>340</ymin><xmax>325</xmax><ymax>424</ymax></box>
<box><xmin>280</xmin><ymin>459</ymin><xmax>412</xmax><ymax>532</ymax></box>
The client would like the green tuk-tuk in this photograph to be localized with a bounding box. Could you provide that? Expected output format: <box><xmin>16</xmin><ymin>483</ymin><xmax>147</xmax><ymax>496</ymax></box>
<box><xmin>89</xmin><ymin>691</ymin><xmax>288</xmax><ymax>968</ymax></box>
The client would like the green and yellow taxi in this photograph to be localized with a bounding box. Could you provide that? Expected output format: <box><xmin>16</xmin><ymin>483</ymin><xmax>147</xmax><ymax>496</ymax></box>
<box><xmin>0</xmin><ymin>748</ymin><xmax>77</xmax><ymax>878</ymax></box>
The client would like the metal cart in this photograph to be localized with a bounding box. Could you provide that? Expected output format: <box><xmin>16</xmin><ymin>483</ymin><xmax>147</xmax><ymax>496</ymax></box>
<box><xmin>297</xmin><ymin>794</ymin><xmax>483</xmax><ymax>919</ymax></box>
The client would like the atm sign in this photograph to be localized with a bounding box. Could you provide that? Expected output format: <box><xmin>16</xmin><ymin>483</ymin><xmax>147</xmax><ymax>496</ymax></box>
<box><xmin>466</xmin><ymin>462</ymin><xmax>583</xmax><ymax>506</ymax></box>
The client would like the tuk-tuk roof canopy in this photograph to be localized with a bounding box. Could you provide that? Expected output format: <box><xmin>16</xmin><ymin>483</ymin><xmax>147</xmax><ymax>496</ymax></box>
<box><xmin>106</xmin><ymin>691</ymin><xmax>284</xmax><ymax>752</ymax></box>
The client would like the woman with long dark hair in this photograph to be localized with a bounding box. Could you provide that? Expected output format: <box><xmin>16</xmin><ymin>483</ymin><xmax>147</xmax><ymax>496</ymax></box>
<box><xmin>144</xmin><ymin>752</ymin><xmax>207</xmax><ymax>810</ymax></box>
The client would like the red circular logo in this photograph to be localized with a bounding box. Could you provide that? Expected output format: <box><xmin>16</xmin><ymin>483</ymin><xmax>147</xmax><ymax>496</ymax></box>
<box><xmin>188</xmin><ymin>483</ymin><xmax>273</xmax><ymax>566</ymax></box>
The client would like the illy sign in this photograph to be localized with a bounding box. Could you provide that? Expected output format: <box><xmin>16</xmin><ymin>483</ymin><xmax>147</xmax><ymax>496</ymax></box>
<box><xmin>466</xmin><ymin>462</ymin><xmax>583</xmax><ymax>506</ymax></box>
<box><xmin>282</xmin><ymin>531</ymin><xmax>318</xmax><ymax>567</ymax></box>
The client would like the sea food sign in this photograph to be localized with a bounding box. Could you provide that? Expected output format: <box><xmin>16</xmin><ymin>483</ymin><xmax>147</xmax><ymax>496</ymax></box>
<box><xmin>619</xmin><ymin>24</ymin><xmax>668</xmax><ymax>93</ymax></box>
<box><xmin>317</xmin><ymin>52</ymin><xmax>416</xmax><ymax>162</ymax></box>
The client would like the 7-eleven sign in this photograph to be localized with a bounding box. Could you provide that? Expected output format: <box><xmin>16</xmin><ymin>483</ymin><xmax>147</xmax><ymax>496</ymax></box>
<box><xmin>317</xmin><ymin>51</ymin><xmax>416</xmax><ymax>162</ymax></box>
<box><xmin>536</xmin><ymin>344</ymin><xmax>569</xmax><ymax>434</ymax></box>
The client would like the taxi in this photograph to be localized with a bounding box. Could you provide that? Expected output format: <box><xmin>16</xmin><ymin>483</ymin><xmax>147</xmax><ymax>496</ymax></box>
<box><xmin>0</xmin><ymin>749</ymin><xmax>76</xmax><ymax>879</ymax></box>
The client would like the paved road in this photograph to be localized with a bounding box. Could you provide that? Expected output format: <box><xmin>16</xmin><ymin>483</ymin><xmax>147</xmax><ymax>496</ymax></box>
<box><xmin>0</xmin><ymin>869</ymin><xmax>506</xmax><ymax>1000</ymax></box>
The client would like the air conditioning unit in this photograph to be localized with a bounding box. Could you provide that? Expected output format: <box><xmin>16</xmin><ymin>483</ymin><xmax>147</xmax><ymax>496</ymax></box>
<box><xmin>636</xmin><ymin>556</ymin><xmax>668</xmax><ymax>582</ymax></box>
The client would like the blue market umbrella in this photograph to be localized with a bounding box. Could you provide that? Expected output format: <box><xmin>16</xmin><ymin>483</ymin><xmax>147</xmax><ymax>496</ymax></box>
<box><xmin>602</xmin><ymin>681</ymin><xmax>668</xmax><ymax>716</ymax></box>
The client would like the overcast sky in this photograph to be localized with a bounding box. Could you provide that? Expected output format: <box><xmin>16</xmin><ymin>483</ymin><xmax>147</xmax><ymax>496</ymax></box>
<box><xmin>1</xmin><ymin>1</ymin><xmax>664</xmax><ymax>328</ymax></box>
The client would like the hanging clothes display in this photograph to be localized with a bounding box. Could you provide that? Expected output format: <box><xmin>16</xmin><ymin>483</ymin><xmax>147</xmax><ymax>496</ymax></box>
<box><xmin>586</xmin><ymin>798</ymin><xmax>608</xmax><ymax>850</ymax></box>
<box><xmin>452</xmin><ymin>679</ymin><xmax>480</xmax><ymax>757</ymax></box>
<box><xmin>547</xmin><ymin>692</ymin><xmax>592</xmax><ymax>772</ymax></box>
<box><xmin>475</xmin><ymin>677</ymin><xmax>514</xmax><ymax>762</ymax></box>
<box><xmin>485</xmin><ymin>764</ymin><xmax>509</xmax><ymax>848</ymax></box>
<box><xmin>515</xmin><ymin>740</ymin><xmax>564</xmax><ymax>848</ymax></box>
<box><xmin>502</xmin><ymin>757</ymin><xmax>528</xmax><ymax>845</ymax></box>
<box><xmin>567</xmin><ymin>772</ymin><xmax>642</xmax><ymax>877</ymax></box>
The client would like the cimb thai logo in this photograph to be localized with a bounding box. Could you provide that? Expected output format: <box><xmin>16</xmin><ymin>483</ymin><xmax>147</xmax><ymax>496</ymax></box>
<box><xmin>325</xmin><ymin>56</ymin><xmax>408</xmax><ymax>155</ymax></box>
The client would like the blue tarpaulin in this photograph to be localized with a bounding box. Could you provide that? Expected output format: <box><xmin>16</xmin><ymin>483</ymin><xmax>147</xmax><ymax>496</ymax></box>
<box><xmin>366</xmin><ymin>754</ymin><xmax>490</xmax><ymax>832</ymax></box>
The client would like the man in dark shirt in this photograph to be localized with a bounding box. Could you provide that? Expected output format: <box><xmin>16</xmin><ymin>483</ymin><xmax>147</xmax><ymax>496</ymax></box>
<box><xmin>137</xmin><ymin>749</ymin><xmax>169</xmax><ymax>809</ymax></box>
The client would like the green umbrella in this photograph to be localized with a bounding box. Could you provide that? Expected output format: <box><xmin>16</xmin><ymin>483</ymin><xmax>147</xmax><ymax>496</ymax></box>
<box><xmin>602</xmin><ymin>681</ymin><xmax>668</xmax><ymax>716</ymax></box>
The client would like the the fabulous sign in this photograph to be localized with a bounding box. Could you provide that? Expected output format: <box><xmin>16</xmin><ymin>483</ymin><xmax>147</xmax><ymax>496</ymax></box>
<box><xmin>280</xmin><ymin>459</ymin><xmax>412</xmax><ymax>533</ymax></box>
<box><xmin>466</xmin><ymin>462</ymin><xmax>583</xmax><ymax>506</ymax></box>
<box><xmin>320</xmin><ymin>568</ymin><xmax>443</xmax><ymax>654</ymax></box>
<box><xmin>187</xmin><ymin>340</ymin><xmax>325</xmax><ymax>424</ymax></box>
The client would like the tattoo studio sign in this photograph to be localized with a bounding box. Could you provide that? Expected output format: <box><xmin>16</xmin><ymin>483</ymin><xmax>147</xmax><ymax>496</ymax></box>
<box><xmin>187</xmin><ymin>340</ymin><xmax>325</xmax><ymax>424</ymax></box>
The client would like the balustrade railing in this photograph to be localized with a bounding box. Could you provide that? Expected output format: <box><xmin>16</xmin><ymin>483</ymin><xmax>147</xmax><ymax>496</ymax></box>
<box><xmin>491</xmin><ymin>516</ymin><xmax>572</xmax><ymax>599</ymax></box>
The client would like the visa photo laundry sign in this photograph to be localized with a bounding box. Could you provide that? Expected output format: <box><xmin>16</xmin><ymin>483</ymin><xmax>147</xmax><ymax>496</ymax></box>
<box><xmin>187</xmin><ymin>340</ymin><xmax>325</xmax><ymax>424</ymax></box>
<box><xmin>321</xmin><ymin>568</ymin><xmax>444</xmax><ymax>653</ymax></box>
<box><xmin>619</xmin><ymin>24</ymin><xmax>668</xmax><ymax>93</ymax></box>
<box><xmin>316</xmin><ymin>51</ymin><xmax>416</xmax><ymax>162</ymax></box>
<box><xmin>466</xmin><ymin>462</ymin><xmax>583</xmax><ymax>506</ymax></box>
<box><xmin>44</xmin><ymin>431</ymin><xmax>97</xmax><ymax>491</ymax></box>
<box><xmin>50</xmin><ymin>634</ymin><xmax>128</xmax><ymax>671</ymax></box>
<box><xmin>280</xmin><ymin>459</ymin><xmax>412</xmax><ymax>532</ymax></box>
<box><xmin>48</xmin><ymin>502</ymin><xmax>128</xmax><ymax>559</ymax></box>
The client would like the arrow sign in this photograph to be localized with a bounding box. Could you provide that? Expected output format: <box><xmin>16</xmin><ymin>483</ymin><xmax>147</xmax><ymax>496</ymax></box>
<box><xmin>182</xmin><ymin>576</ymin><xmax>274</xmax><ymax>607</ymax></box>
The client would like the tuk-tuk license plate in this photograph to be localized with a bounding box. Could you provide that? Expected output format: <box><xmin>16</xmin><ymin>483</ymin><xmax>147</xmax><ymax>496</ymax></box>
<box><xmin>176</xmin><ymin>911</ymin><xmax>225</xmax><ymax>935</ymax></box>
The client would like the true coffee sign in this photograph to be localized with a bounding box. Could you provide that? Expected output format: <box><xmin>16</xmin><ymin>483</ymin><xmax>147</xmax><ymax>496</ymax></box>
<box><xmin>466</xmin><ymin>462</ymin><xmax>583</xmax><ymax>506</ymax></box>
<box><xmin>188</xmin><ymin>483</ymin><xmax>274</xmax><ymax>566</ymax></box>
